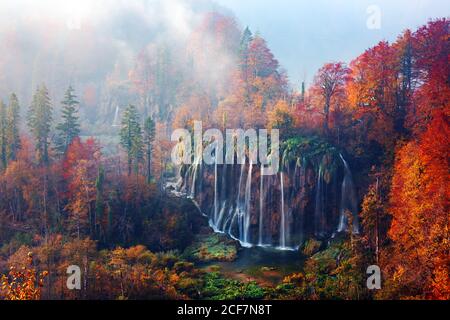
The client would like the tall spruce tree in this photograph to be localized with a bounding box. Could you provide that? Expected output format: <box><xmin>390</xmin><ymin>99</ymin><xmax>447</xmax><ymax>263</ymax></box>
<box><xmin>239</xmin><ymin>27</ymin><xmax>253</xmax><ymax>106</ymax></box>
<box><xmin>120</xmin><ymin>105</ymin><xmax>143</xmax><ymax>176</ymax></box>
<box><xmin>0</xmin><ymin>100</ymin><xmax>7</xmax><ymax>170</ymax></box>
<box><xmin>239</xmin><ymin>26</ymin><xmax>253</xmax><ymax>71</ymax></box>
<box><xmin>28</xmin><ymin>85</ymin><xmax>53</xmax><ymax>165</ymax></box>
<box><xmin>56</xmin><ymin>86</ymin><xmax>80</xmax><ymax>155</ymax></box>
<box><xmin>143</xmin><ymin>116</ymin><xmax>156</xmax><ymax>183</ymax></box>
<box><xmin>6</xmin><ymin>93</ymin><xmax>21</xmax><ymax>161</ymax></box>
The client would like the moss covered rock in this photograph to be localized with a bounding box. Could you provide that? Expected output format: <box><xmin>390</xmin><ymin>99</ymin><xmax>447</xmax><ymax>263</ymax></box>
<box><xmin>183</xmin><ymin>232</ymin><xmax>238</xmax><ymax>262</ymax></box>
<box><xmin>302</xmin><ymin>239</ymin><xmax>323</xmax><ymax>257</ymax></box>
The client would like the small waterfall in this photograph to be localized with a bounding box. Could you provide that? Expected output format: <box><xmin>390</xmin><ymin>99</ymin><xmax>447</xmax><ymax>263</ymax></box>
<box><xmin>189</xmin><ymin>145</ymin><xmax>202</xmax><ymax>198</ymax></box>
<box><xmin>279</xmin><ymin>172</ymin><xmax>286</xmax><ymax>248</ymax></box>
<box><xmin>112</xmin><ymin>105</ymin><xmax>120</xmax><ymax>127</ymax></box>
<box><xmin>189</xmin><ymin>164</ymin><xmax>198</xmax><ymax>198</ymax></box>
<box><xmin>338</xmin><ymin>154</ymin><xmax>360</xmax><ymax>234</ymax></box>
<box><xmin>242</xmin><ymin>160</ymin><xmax>253</xmax><ymax>246</ymax></box>
<box><xmin>216</xmin><ymin>164</ymin><xmax>228</xmax><ymax>230</ymax></box>
<box><xmin>213</xmin><ymin>152</ymin><xmax>219</xmax><ymax>226</ymax></box>
<box><xmin>258</xmin><ymin>167</ymin><xmax>265</xmax><ymax>246</ymax></box>
<box><xmin>222</xmin><ymin>164</ymin><xmax>235</xmax><ymax>231</ymax></box>
<box><xmin>314</xmin><ymin>164</ymin><xmax>325</xmax><ymax>237</ymax></box>
<box><xmin>180</xmin><ymin>166</ymin><xmax>190</xmax><ymax>195</ymax></box>
<box><xmin>298</xmin><ymin>160</ymin><xmax>307</xmax><ymax>244</ymax></box>
<box><xmin>216</xmin><ymin>204</ymin><xmax>227</xmax><ymax>232</ymax></box>
<box><xmin>229</xmin><ymin>159</ymin><xmax>246</xmax><ymax>236</ymax></box>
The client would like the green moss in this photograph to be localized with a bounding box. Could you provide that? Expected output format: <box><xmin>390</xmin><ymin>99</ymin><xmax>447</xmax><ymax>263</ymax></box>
<box><xmin>281</xmin><ymin>136</ymin><xmax>339</xmax><ymax>171</ymax></box>
<box><xmin>302</xmin><ymin>239</ymin><xmax>323</xmax><ymax>257</ymax></box>
<box><xmin>174</xmin><ymin>261</ymin><xmax>195</xmax><ymax>273</ymax></box>
<box><xmin>202</xmin><ymin>272</ymin><xmax>266</xmax><ymax>300</ymax></box>
<box><xmin>183</xmin><ymin>233</ymin><xmax>238</xmax><ymax>263</ymax></box>
<box><xmin>305</xmin><ymin>241</ymin><xmax>345</xmax><ymax>275</ymax></box>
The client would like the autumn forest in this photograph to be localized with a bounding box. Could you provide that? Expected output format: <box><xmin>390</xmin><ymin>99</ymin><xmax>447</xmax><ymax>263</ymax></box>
<box><xmin>0</xmin><ymin>1</ymin><xmax>448</xmax><ymax>301</ymax></box>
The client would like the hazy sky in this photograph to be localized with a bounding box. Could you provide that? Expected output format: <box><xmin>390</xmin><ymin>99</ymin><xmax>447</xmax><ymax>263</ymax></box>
<box><xmin>216</xmin><ymin>0</ymin><xmax>449</xmax><ymax>87</ymax></box>
<box><xmin>0</xmin><ymin>0</ymin><xmax>448</xmax><ymax>100</ymax></box>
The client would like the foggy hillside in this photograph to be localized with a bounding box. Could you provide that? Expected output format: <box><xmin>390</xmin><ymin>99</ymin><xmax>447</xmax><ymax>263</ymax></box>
<box><xmin>0</xmin><ymin>0</ymin><xmax>242</xmax><ymax>134</ymax></box>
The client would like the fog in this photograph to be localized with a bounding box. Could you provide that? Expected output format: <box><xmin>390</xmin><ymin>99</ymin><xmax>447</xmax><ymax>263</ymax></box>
<box><xmin>0</xmin><ymin>0</ymin><xmax>447</xmax><ymax>129</ymax></box>
<box><xmin>0</xmin><ymin>0</ymin><xmax>233</xmax><ymax>113</ymax></box>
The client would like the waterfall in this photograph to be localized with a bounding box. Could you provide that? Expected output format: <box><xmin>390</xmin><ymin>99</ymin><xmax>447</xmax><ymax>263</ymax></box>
<box><xmin>228</xmin><ymin>159</ymin><xmax>246</xmax><ymax>236</ymax></box>
<box><xmin>189</xmin><ymin>164</ymin><xmax>198</xmax><ymax>198</ymax></box>
<box><xmin>112</xmin><ymin>105</ymin><xmax>120</xmax><ymax>127</ymax></box>
<box><xmin>216</xmin><ymin>205</ymin><xmax>227</xmax><ymax>232</ymax></box>
<box><xmin>279</xmin><ymin>172</ymin><xmax>286</xmax><ymax>248</ymax></box>
<box><xmin>314</xmin><ymin>165</ymin><xmax>325</xmax><ymax>237</ymax></box>
<box><xmin>258</xmin><ymin>166</ymin><xmax>265</xmax><ymax>246</ymax></box>
<box><xmin>298</xmin><ymin>160</ymin><xmax>307</xmax><ymax>244</ymax></box>
<box><xmin>222</xmin><ymin>164</ymin><xmax>235</xmax><ymax>231</ymax></box>
<box><xmin>174</xmin><ymin>141</ymin><xmax>362</xmax><ymax>251</ymax></box>
<box><xmin>213</xmin><ymin>152</ymin><xmax>219</xmax><ymax>227</ymax></box>
<box><xmin>242</xmin><ymin>160</ymin><xmax>253</xmax><ymax>246</ymax></box>
<box><xmin>338</xmin><ymin>154</ymin><xmax>360</xmax><ymax>234</ymax></box>
<box><xmin>189</xmin><ymin>145</ymin><xmax>202</xmax><ymax>198</ymax></box>
<box><xmin>216</xmin><ymin>164</ymin><xmax>228</xmax><ymax>230</ymax></box>
<box><xmin>180</xmin><ymin>166</ymin><xmax>190</xmax><ymax>194</ymax></box>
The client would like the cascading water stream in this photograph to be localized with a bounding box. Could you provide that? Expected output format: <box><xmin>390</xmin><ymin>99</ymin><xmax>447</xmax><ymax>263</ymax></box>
<box><xmin>213</xmin><ymin>150</ymin><xmax>219</xmax><ymax>227</ymax></box>
<box><xmin>112</xmin><ymin>105</ymin><xmax>120</xmax><ymax>127</ymax></box>
<box><xmin>258</xmin><ymin>166</ymin><xmax>264</xmax><ymax>246</ymax></box>
<box><xmin>228</xmin><ymin>158</ymin><xmax>246</xmax><ymax>236</ymax></box>
<box><xmin>314</xmin><ymin>164</ymin><xmax>325</xmax><ymax>237</ymax></box>
<box><xmin>242</xmin><ymin>160</ymin><xmax>253</xmax><ymax>246</ymax></box>
<box><xmin>338</xmin><ymin>154</ymin><xmax>360</xmax><ymax>234</ymax></box>
<box><xmin>279</xmin><ymin>172</ymin><xmax>286</xmax><ymax>249</ymax></box>
<box><xmin>189</xmin><ymin>159</ymin><xmax>200</xmax><ymax>198</ymax></box>
<box><xmin>298</xmin><ymin>160</ymin><xmax>307</xmax><ymax>244</ymax></box>
<box><xmin>216</xmin><ymin>164</ymin><xmax>228</xmax><ymax>229</ymax></box>
<box><xmin>174</xmin><ymin>145</ymin><xmax>361</xmax><ymax>251</ymax></box>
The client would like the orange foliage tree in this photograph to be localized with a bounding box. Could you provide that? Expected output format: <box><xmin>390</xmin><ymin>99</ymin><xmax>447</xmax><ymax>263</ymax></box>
<box><xmin>1</xmin><ymin>252</ymin><xmax>47</xmax><ymax>300</ymax></box>
<box><xmin>384</xmin><ymin>110</ymin><xmax>449</xmax><ymax>299</ymax></box>
<box><xmin>63</xmin><ymin>138</ymin><xmax>101</xmax><ymax>238</ymax></box>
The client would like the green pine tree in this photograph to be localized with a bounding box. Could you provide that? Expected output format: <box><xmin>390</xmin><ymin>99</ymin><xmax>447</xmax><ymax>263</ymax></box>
<box><xmin>55</xmin><ymin>86</ymin><xmax>80</xmax><ymax>155</ymax></box>
<box><xmin>301</xmin><ymin>82</ymin><xmax>306</xmax><ymax>102</ymax></box>
<box><xmin>120</xmin><ymin>105</ymin><xmax>143</xmax><ymax>176</ymax></box>
<box><xmin>27</xmin><ymin>84</ymin><xmax>53</xmax><ymax>165</ymax></box>
<box><xmin>239</xmin><ymin>26</ymin><xmax>253</xmax><ymax>68</ymax></box>
<box><xmin>239</xmin><ymin>27</ymin><xmax>253</xmax><ymax>106</ymax></box>
<box><xmin>6</xmin><ymin>93</ymin><xmax>21</xmax><ymax>161</ymax></box>
<box><xmin>143</xmin><ymin>116</ymin><xmax>156</xmax><ymax>184</ymax></box>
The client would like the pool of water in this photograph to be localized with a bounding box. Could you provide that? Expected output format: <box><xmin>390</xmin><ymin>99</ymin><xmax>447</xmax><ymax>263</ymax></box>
<box><xmin>205</xmin><ymin>246</ymin><xmax>304</xmax><ymax>286</ymax></box>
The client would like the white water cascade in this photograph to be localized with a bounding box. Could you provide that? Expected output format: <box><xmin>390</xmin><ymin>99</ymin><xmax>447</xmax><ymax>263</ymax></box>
<box><xmin>314</xmin><ymin>164</ymin><xmax>325</xmax><ymax>237</ymax></box>
<box><xmin>174</xmin><ymin>147</ymin><xmax>361</xmax><ymax>251</ymax></box>
<box><xmin>258</xmin><ymin>166</ymin><xmax>265</xmax><ymax>246</ymax></box>
<box><xmin>338</xmin><ymin>154</ymin><xmax>360</xmax><ymax>234</ymax></box>
<box><xmin>112</xmin><ymin>105</ymin><xmax>120</xmax><ymax>127</ymax></box>
<box><xmin>279</xmin><ymin>172</ymin><xmax>287</xmax><ymax>249</ymax></box>
<box><xmin>213</xmin><ymin>153</ymin><xmax>218</xmax><ymax>226</ymax></box>
<box><xmin>228</xmin><ymin>159</ymin><xmax>246</xmax><ymax>237</ymax></box>
<box><xmin>242</xmin><ymin>160</ymin><xmax>253</xmax><ymax>246</ymax></box>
